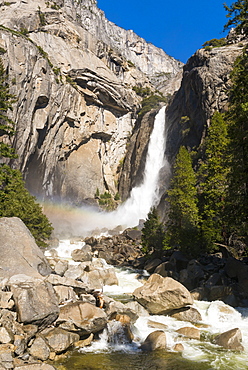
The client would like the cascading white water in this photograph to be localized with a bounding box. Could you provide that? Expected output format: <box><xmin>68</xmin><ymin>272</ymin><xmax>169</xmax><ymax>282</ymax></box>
<box><xmin>109</xmin><ymin>105</ymin><xmax>169</xmax><ymax>229</ymax></box>
<box><xmin>44</xmin><ymin>105</ymin><xmax>169</xmax><ymax>236</ymax></box>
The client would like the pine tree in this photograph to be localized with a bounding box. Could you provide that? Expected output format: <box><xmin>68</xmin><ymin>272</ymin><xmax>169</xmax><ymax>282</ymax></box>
<box><xmin>0</xmin><ymin>58</ymin><xmax>53</xmax><ymax>247</ymax></box>
<box><xmin>198</xmin><ymin>111</ymin><xmax>229</xmax><ymax>251</ymax></box>
<box><xmin>224</xmin><ymin>0</ymin><xmax>248</xmax><ymax>37</ymax></box>
<box><xmin>225</xmin><ymin>49</ymin><xmax>248</xmax><ymax>248</ymax></box>
<box><xmin>164</xmin><ymin>146</ymin><xmax>200</xmax><ymax>255</ymax></box>
<box><xmin>141</xmin><ymin>207</ymin><xmax>165</xmax><ymax>255</ymax></box>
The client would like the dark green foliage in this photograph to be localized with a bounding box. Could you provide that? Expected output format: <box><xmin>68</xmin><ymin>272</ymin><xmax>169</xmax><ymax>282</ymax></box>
<box><xmin>138</xmin><ymin>94</ymin><xmax>167</xmax><ymax>118</ymax></box>
<box><xmin>38</xmin><ymin>6</ymin><xmax>46</xmax><ymax>27</ymax></box>
<box><xmin>0</xmin><ymin>57</ymin><xmax>53</xmax><ymax>247</ymax></box>
<box><xmin>0</xmin><ymin>59</ymin><xmax>17</xmax><ymax>159</ymax></box>
<box><xmin>198</xmin><ymin>112</ymin><xmax>229</xmax><ymax>251</ymax></box>
<box><xmin>224</xmin><ymin>0</ymin><xmax>248</xmax><ymax>36</ymax></box>
<box><xmin>141</xmin><ymin>208</ymin><xmax>165</xmax><ymax>254</ymax></box>
<box><xmin>203</xmin><ymin>38</ymin><xmax>227</xmax><ymax>48</ymax></box>
<box><xmin>224</xmin><ymin>48</ymin><xmax>248</xmax><ymax>247</ymax></box>
<box><xmin>164</xmin><ymin>146</ymin><xmax>200</xmax><ymax>255</ymax></box>
<box><xmin>20</xmin><ymin>27</ymin><xmax>29</xmax><ymax>36</ymax></box>
<box><xmin>0</xmin><ymin>165</ymin><xmax>53</xmax><ymax>248</ymax></box>
<box><xmin>132</xmin><ymin>86</ymin><xmax>151</xmax><ymax>97</ymax></box>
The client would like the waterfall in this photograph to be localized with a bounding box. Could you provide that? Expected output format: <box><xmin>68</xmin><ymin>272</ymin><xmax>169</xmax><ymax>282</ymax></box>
<box><xmin>111</xmin><ymin>105</ymin><xmax>169</xmax><ymax>228</ymax></box>
<box><xmin>43</xmin><ymin>106</ymin><xmax>169</xmax><ymax>236</ymax></box>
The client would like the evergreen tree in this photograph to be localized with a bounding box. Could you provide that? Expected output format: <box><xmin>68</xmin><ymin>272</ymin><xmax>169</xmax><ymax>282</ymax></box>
<box><xmin>0</xmin><ymin>59</ymin><xmax>16</xmax><ymax>159</ymax></box>
<box><xmin>224</xmin><ymin>49</ymin><xmax>248</xmax><ymax>248</ymax></box>
<box><xmin>0</xmin><ymin>58</ymin><xmax>53</xmax><ymax>247</ymax></box>
<box><xmin>224</xmin><ymin>0</ymin><xmax>248</xmax><ymax>37</ymax></box>
<box><xmin>198</xmin><ymin>112</ymin><xmax>229</xmax><ymax>251</ymax></box>
<box><xmin>164</xmin><ymin>146</ymin><xmax>200</xmax><ymax>255</ymax></box>
<box><xmin>141</xmin><ymin>207</ymin><xmax>165</xmax><ymax>255</ymax></box>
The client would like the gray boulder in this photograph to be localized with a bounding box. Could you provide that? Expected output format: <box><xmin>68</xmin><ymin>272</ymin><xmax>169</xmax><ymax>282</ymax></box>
<box><xmin>0</xmin><ymin>217</ymin><xmax>51</xmax><ymax>279</ymax></box>
<box><xmin>7</xmin><ymin>275</ymin><xmax>59</xmax><ymax>328</ymax></box>
<box><xmin>133</xmin><ymin>274</ymin><xmax>193</xmax><ymax>314</ymax></box>
<box><xmin>71</xmin><ymin>244</ymin><xmax>92</xmax><ymax>262</ymax></box>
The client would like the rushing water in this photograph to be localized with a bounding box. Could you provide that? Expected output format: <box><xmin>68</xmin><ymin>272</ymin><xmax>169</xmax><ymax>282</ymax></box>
<box><xmin>44</xmin><ymin>106</ymin><xmax>169</xmax><ymax>237</ymax></box>
<box><xmin>49</xmin><ymin>241</ymin><xmax>248</xmax><ymax>370</ymax></box>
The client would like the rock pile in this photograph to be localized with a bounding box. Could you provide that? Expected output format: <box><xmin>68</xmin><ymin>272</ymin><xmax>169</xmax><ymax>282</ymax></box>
<box><xmin>0</xmin><ymin>217</ymin><xmax>246</xmax><ymax>369</ymax></box>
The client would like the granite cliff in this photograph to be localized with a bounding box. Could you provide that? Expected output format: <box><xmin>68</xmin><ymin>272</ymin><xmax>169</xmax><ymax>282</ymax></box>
<box><xmin>0</xmin><ymin>0</ymin><xmax>182</xmax><ymax>203</ymax></box>
<box><xmin>0</xmin><ymin>0</ymin><xmax>243</xmax><ymax>208</ymax></box>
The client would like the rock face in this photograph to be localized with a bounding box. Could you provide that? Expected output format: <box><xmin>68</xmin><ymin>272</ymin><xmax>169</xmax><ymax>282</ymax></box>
<box><xmin>0</xmin><ymin>0</ymin><xmax>182</xmax><ymax>203</ymax></box>
<box><xmin>0</xmin><ymin>217</ymin><xmax>51</xmax><ymax>279</ymax></box>
<box><xmin>165</xmin><ymin>43</ymin><xmax>244</xmax><ymax>162</ymax></box>
<box><xmin>133</xmin><ymin>274</ymin><xmax>193</xmax><ymax>314</ymax></box>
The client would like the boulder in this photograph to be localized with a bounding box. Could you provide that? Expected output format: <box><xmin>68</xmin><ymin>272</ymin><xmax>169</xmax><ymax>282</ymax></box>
<box><xmin>169</xmin><ymin>306</ymin><xmax>202</xmax><ymax>323</ymax></box>
<box><xmin>42</xmin><ymin>328</ymin><xmax>80</xmax><ymax>354</ymax></box>
<box><xmin>53</xmin><ymin>285</ymin><xmax>77</xmax><ymax>304</ymax></box>
<box><xmin>0</xmin><ymin>217</ymin><xmax>51</xmax><ymax>279</ymax></box>
<box><xmin>8</xmin><ymin>275</ymin><xmax>59</xmax><ymax>328</ymax></box>
<box><xmin>0</xmin><ymin>326</ymin><xmax>14</xmax><ymax>344</ymax></box>
<box><xmin>53</xmin><ymin>260</ymin><xmax>69</xmax><ymax>276</ymax></box>
<box><xmin>73</xmin><ymin>333</ymin><xmax>94</xmax><ymax>348</ymax></box>
<box><xmin>124</xmin><ymin>301</ymin><xmax>149</xmax><ymax>317</ymax></box>
<box><xmin>71</xmin><ymin>244</ymin><xmax>92</xmax><ymax>262</ymax></box>
<box><xmin>213</xmin><ymin>328</ymin><xmax>244</xmax><ymax>351</ymax></box>
<box><xmin>147</xmin><ymin>320</ymin><xmax>168</xmax><ymax>330</ymax></box>
<box><xmin>104</xmin><ymin>298</ymin><xmax>138</xmax><ymax>323</ymax></box>
<box><xmin>140</xmin><ymin>330</ymin><xmax>167</xmax><ymax>351</ymax></box>
<box><xmin>0</xmin><ymin>292</ymin><xmax>14</xmax><ymax>310</ymax></box>
<box><xmin>57</xmin><ymin>302</ymin><xmax>107</xmax><ymax>335</ymax></box>
<box><xmin>176</xmin><ymin>326</ymin><xmax>200</xmax><ymax>340</ymax></box>
<box><xmin>154</xmin><ymin>261</ymin><xmax>176</xmax><ymax>278</ymax></box>
<box><xmin>107</xmin><ymin>320</ymin><xmax>134</xmax><ymax>344</ymax></box>
<box><xmin>133</xmin><ymin>274</ymin><xmax>193</xmax><ymax>314</ymax></box>
<box><xmin>173</xmin><ymin>343</ymin><xmax>184</xmax><ymax>351</ymax></box>
<box><xmin>0</xmin><ymin>343</ymin><xmax>14</xmax><ymax>369</ymax></box>
<box><xmin>28</xmin><ymin>336</ymin><xmax>50</xmax><ymax>361</ymax></box>
<box><xmin>144</xmin><ymin>259</ymin><xmax>162</xmax><ymax>273</ymax></box>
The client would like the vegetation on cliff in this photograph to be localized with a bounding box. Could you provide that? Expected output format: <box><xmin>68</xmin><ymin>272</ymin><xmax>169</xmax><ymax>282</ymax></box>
<box><xmin>142</xmin><ymin>0</ymin><xmax>248</xmax><ymax>258</ymax></box>
<box><xmin>0</xmin><ymin>59</ymin><xmax>53</xmax><ymax>247</ymax></box>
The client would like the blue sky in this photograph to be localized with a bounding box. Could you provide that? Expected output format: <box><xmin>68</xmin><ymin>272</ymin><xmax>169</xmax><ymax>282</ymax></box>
<box><xmin>97</xmin><ymin>0</ymin><xmax>232</xmax><ymax>63</ymax></box>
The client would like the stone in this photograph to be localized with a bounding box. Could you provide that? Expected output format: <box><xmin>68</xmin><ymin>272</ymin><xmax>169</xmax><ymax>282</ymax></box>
<box><xmin>57</xmin><ymin>302</ymin><xmax>108</xmax><ymax>335</ymax></box>
<box><xmin>42</xmin><ymin>328</ymin><xmax>80</xmax><ymax>354</ymax></box>
<box><xmin>74</xmin><ymin>333</ymin><xmax>94</xmax><ymax>348</ymax></box>
<box><xmin>169</xmin><ymin>306</ymin><xmax>202</xmax><ymax>323</ymax></box>
<box><xmin>53</xmin><ymin>260</ymin><xmax>69</xmax><ymax>276</ymax></box>
<box><xmin>71</xmin><ymin>244</ymin><xmax>92</xmax><ymax>262</ymax></box>
<box><xmin>155</xmin><ymin>261</ymin><xmax>176</xmax><ymax>278</ymax></box>
<box><xmin>9</xmin><ymin>274</ymin><xmax>59</xmax><ymax>328</ymax></box>
<box><xmin>0</xmin><ymin>292</ymin><xmax>14</xmax><ymax>310</ymax></box>
<box><xmin>124</xmin><ymin>301</ymin><xmax>149</xmax><ymax>317</ymax></box>
<box><xmin>105</xmin><ymin>299</ymin><xmax>139</xmax><ymax>323</ymax></box>
<box><xmin>147</xmin><ymin>320</ymin><xmax>168</xmax><ymax>330</ymax></box>
<box><xmin>13</xmin><ymin>335</ymin><xmax>26</xmax><ymax>356</ymax></box>
<box><xmin>213</xmin><ymin>328</ymin><xmax>244</xmax><ymax>351</ymax></box>
<box><xmin>133</xmin><ymin>274</ymin><xmax>193</xmax><ymax>314</ymax></box>
<box><xmin>173</xmin><ymin>343</ymin><xmax>184</xmax><ymax>351</ymax></box>
<box><xmin>45</xmin><ymin>274</ymin><xmax>88</xmax><ymax>293</ymax></box>
<box><xmin>53</xmin><ymin>285</ymin><xmax>77</xmax><ymax>304</ymax></box>
<box><xmin>176</xmin><ymin>327</ymin><xmax>200</xmax><ymax>340</ymax></box>
<box><xmin>144</xmin><ymin>259</ymin><xmax>162</xmax><ymax>273</ymax></box>
<box><xmin>0</xmin><ymin>326</ymin><xmax>14</xmax><ymax>344</ymax></box>
<box><xmin>190</xmin><ymin>287</ymin><xmax>209</xmax><ymax>301</ymax></box>
<box><xmin>28</xmin><ymin>336</ymin><xmax>50</xmax><ymax>361</ymax></box>
<box><xmin>209</xmin><ymin>285</ymin><xmax>233</xmax><ymax>301</ymax></box>
<box><xmin>141</xmin><ymin>330</ymin><xmax>167</xmax><ymax>351</ymax></box>
<box><xmin>0</xmin><ymin>218</ymin><xmax>51</xmax><ymax>280</ymax></box>
<box><xmin>0</xmin><ymin>344</ymin><xmax>14</xmax><ymax>369</ymax></box>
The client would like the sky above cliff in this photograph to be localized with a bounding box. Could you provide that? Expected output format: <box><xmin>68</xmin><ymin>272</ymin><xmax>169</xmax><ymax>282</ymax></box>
<box><xmin>97</xmin><ymin>0</ymin><xmax>232</xmax><ymax>63</ymax></box>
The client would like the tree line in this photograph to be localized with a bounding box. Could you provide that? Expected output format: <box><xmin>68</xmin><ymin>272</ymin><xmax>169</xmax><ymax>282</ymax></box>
<box><xmin>142</xmin><ymin>0</ymin><xmax>248</xmax><ymax>258</ymax></box>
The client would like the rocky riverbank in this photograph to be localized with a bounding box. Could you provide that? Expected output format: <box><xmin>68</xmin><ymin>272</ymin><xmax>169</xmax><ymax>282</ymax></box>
<box><xmin>0</xmin><ymin>217</ymin><xmax>247</xmax><ymax>369</ymax></box>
